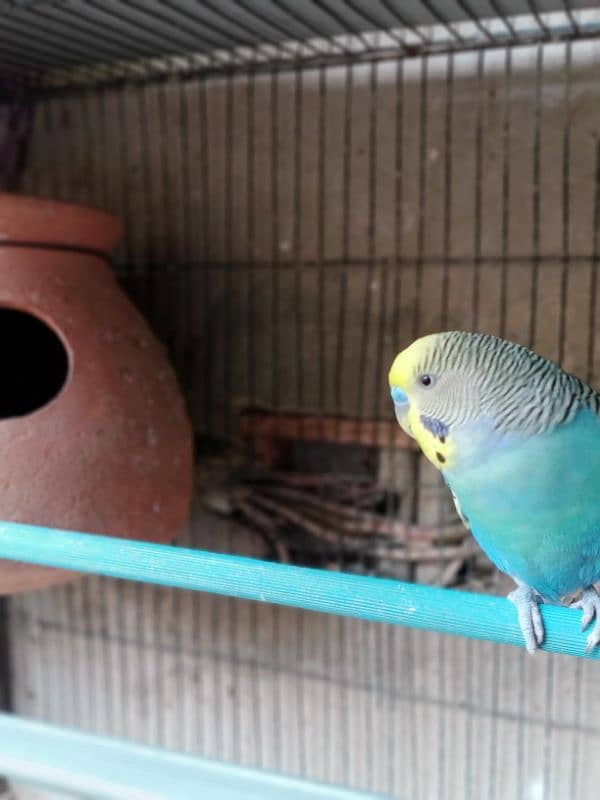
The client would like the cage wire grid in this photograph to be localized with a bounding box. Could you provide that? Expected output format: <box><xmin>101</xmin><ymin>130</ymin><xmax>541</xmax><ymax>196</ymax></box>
<box><xmin>2</xmin><ymin>2</ymin><xmax>600</xmax><ymax>799</ymax></box>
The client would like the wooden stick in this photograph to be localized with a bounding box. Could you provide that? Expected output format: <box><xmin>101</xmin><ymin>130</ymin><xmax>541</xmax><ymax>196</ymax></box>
<box><xmin>368</xmin><ymin>542</ymin><xmax>479</xmax><ymax>563</ymax></box>
<box><xmin>435</xmin><ymin>557</ymin><xmax>466</xmax><ymax>587</ymax></box>
<box><xmin>248</xmin><ymin>494</ymin><xmax>366</xmax><ymax>551</ymax></box>
<box><xmin>235</xmin><ymin>500</ymin><xmax>291</xmax><ymax>564</ymax></box>
<box><xmin>255</xmin><ymin>485</ymin><xmax>465</xmax><ymax>543</ymax></box>
<box><xmin>239</xmin><ymin>409</ymin><xmax>417</xmax><ymax>450</ymax></box>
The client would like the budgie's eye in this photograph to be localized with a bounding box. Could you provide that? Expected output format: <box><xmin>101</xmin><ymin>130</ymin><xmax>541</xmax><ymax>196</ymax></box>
<box><xmin>419</xmin><ymin>374</ymin><xmax>434</xmax><ymax>388</ymax></box>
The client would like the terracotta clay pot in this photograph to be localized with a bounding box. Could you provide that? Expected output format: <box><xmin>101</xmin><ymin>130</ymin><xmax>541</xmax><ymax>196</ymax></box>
<box><xmin>0</xmin><ymin>194</ymin><xmax>193</xmax><ymax>593</ymax></box>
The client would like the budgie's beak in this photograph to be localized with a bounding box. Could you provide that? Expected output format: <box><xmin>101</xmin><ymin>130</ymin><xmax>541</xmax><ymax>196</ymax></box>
<box><xmin>390</xmin><ymin>386</ymin><xmax>408</xmax><ymax>405</ymax></box>
<box><xmin>389</xmin><ymin>385</ymin><xmax>412</xmax><ymax>435</ymax></box>
<box><xmin>389</xmin><ymin>352</ymin><xmax>413</xmax><ymax>435</ymax></box>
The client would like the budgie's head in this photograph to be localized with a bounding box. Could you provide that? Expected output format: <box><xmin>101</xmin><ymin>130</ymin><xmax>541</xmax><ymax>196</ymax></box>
<box><xmin>388</xmin><ymin>331</ymin><xmax>593</xmax><ymax>470</ymax></box>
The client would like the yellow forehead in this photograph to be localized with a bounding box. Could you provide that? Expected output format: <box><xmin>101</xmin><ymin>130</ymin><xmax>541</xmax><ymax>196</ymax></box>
<box><xmin>388</xmin><ymin>334</ymin><xmax>438</xmax><ymax>389</ymax></box>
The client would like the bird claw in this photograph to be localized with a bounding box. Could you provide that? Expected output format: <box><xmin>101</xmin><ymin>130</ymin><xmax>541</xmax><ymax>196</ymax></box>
<box><xmin>508</xmin><ymin>584</ymin><xmax>544</xmax><ymax>654</ymax></box>
<box><xmin>570</xmin><ymin>587</ymin><xmax>600</xmax><ymax>652</ymax></box>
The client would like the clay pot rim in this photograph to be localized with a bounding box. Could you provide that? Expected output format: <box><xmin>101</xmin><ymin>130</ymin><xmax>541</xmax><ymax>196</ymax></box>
<box><xmin>0</xmin><ymin>193</ymin><xmax>122</xmax><ymax>254</ymax></box>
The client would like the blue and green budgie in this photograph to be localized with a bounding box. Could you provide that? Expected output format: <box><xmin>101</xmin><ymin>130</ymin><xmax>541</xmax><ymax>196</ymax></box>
<box><xmin>389</xmin><ymin>331</ymin><xmax>600</xmax><ymax>653</ymax></box>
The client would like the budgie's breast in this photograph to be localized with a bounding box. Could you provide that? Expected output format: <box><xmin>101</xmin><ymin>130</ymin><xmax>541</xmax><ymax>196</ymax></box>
<box><xmin>444</xmin><ymin>407</ymin><xmax>600</xmax><ymax>601</ymax></box>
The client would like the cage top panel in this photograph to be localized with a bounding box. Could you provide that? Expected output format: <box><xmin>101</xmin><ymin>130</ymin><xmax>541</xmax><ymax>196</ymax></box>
<box><xmin>1</xmin><ymin>1</ymin><xmax>599</xmax><ymax>88</ymax></box>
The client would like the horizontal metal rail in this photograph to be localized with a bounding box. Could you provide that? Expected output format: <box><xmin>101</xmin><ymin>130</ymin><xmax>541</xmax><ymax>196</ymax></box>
<box><xmin>0</xmin><ymin>712</ymin><xmax>384</xmax><ymax>799</ymax></box>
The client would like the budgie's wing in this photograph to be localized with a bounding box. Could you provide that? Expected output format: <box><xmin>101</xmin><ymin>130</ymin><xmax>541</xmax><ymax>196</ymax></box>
<box><xmin>446</xmin><ymin>406</ymin><xmax>600</xmax><ymax>601</ymax></box>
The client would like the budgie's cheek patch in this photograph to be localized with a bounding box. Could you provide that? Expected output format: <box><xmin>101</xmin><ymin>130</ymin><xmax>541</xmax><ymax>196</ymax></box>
<box><xmin>407</xmin><ymin>406</ymin><xmax>455</xmax><ymax>469</ymax></box>
<box><xmin>420</xmin><ymin>414</ymin><xmax>449</xmax><ymax>441</ymax></box>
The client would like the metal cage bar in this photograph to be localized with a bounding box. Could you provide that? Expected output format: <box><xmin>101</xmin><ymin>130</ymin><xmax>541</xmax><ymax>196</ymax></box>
<box><xmin>1</xmin><ymin>1</ymin><xmax>599</xmax><ymax>88</ymax></box>
<box><xmin>0</xmin><ymin>712</ymin><xmax>383</xmax><ymax>799</ymax></box>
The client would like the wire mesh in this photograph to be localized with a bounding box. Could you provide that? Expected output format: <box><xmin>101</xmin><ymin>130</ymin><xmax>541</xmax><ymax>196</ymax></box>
<box><xmin>3</xmin><ymin>3</ymin><xmax>600</xmax><ymax>799</ymax></box>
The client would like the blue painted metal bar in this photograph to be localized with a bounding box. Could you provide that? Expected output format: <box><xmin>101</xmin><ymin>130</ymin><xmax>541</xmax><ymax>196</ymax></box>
<box><xmin>0</xmin><ymin>712</ymin><xmax>386</xmax><ymax>799</ymax></box>
<box><xmin>0</xmin><ymin>519</ymin><xmax>596</xmax><ymax>658</ymax></box>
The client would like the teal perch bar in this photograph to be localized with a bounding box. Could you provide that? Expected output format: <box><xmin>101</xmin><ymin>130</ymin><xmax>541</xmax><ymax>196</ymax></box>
<box><xmin>0</xmin><ymin>519</ymin><xmax>596</xmax><ymax>659</ymax></box>
<box><xmin>0</xmin><ymin>713</ymin><xmax>386</xmax><ymax>799</ymax></box>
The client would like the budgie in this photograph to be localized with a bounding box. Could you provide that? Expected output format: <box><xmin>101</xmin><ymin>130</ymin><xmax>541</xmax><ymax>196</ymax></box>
<box><xmin>388</xmin><ymin>331</ymin><xmax>600</xmax><ymax>653</ymax></box>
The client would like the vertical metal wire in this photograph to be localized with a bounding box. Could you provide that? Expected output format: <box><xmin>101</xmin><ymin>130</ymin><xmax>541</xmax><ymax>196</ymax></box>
<box><xmin>168</xmin><ymin>77</ymin><xmax>190</xmax><ymax>754</ymax></box>
<box><xmin>414</xmin><ymin>55</ymin><xmax>428</xmax><ymax>341</ymax></box>
<box><xmin>291</xmin><ymin>64</ymin><xmax>307</xmax><ymax>777</ymax></box>
<box><xmin>373</xmin><ymin>98</ymin><xmax>391</xmax><ymax>425</ymax></box>
<box><xmin>405</xmin><ymin>52</ymin><xmax>432</xmax><ymax>800</ymax></box>
<box><xmin>362</xmin><ymin>60</ymin><xmax>379</xmax><ymax>792</ymax></box>
<box><xmin>177</xmin><ymin>79</ymin><xmax>194</xmax><ymax>390</ymax></box>
<box><xmin>134</xmin><ymin>81</ymin><xmax>154</xmax><ymax>318</ymax></box>
<box><xmin>499</xmin><ymin>48</ymin><xmax>513</xmax><ymax>338</ymax></box>
<box><xmin>435</xmin><ymin>49</ymin><xmax>455</xmax><ymax>800</ymax></box>
<box><xmin>472</xmin><ymin>49</ymin><xmax>485</xmax><ymax>331</ymax></box>
<box><xmin>79</xmin><ymin>88</ymin><xmax>119</xmax><ymax>738</ymax></box>
<box><xmin>244</xmin><ymin>66</ymin><xmax>264</xmax><ymax>768</ymax></box>
<box><xmin>313</xmin><ymin>62</ymin><xmax>334</xmax><ymax>781</ymax></box>
<box><xmin>0</xmin><ymin>592</ymin><xmax>12</xmax><ymax>731</ymax></box>
<box><xmin>246</xmin><ymin>70</ymin><xmax>257</xmax><ymax>412</ymax></box>
<box><xmin>558</xmin><ymin>41</ymin><xmax>572</xmax><ymax>366</ymax></box>
<box><xmin>198</xmin><ymin>77</ymin><xmax>213</xmax><ymax>439</ymax></box>
<box><xmin>110</xmin><ymin>83</ymin><xmax>144</xmax><ymax>736</ymax></box>
<box><xmin>541</xmin><ymin>39</ymin><xmax>573</xmax><ymax>800</ymax></box>
<box><xmin>316</xmin><ymin>65</ymin><xmax>327</xmax><ymax>430</ymax></box>
<box><xmin>571</xmin><ymin>138</ymin><xmax>600</xmax><ymax>800</ymax></box>
<box><xmin>462</xmin><ymin>53</ymin><xmax>485</xmax><ymax>800</ymax></box>
<box><xmin>157</xmin><ymin>79</ymin><xmax>175</xmax><ymax>350</ymax></box>
<box><xmin>440</xmin><ymin>53</ymin><xmax>454</xmax><ymax>331</ymax></box>
<box><xmin>463</xmin><ymin>639</ymin><xmax>474</xmax><ymax>800</ymax></box>
<box><xmin>23</xmin><ymin>100</ymin><xmax>50</xmax><ymax>719</ymax></box>
<box><xmin>64</xmin><ymin>90</ymin><xmax>105</xmax><ymax>736</ymax></box>
<box><xmin>529</xmin><ymin>44</ymin><xmax>544</xmax><ymax>347</ymax></box>
<box><xmin>587</xmin><ymin>141</ymin><xmax>600</xmax><ymax>387</ymax></box>
<box><xmin>366</xmin><ymin>59</ymin><xmax>391</xmax><ymax>793</ymax></box>
<box><xmin>42</xmin><ymin>98</ymin><xmax>84</xmax><ymax>724</ymax></box>
<box><xmin>333</xmin><ymin>60</ymin><xmax>353</xmax><ymax>787</ymax></box>
<box><xmin>222</xmin><ymin>70</ymin><xmax>240</xmax><ymax>760</ymax></box>
<box><xmin>270</xmin><ymin>69</ymin><xmax>281</xmax><ymax>426</ymax></box>
<box><xmin>115</xmin><ymin>86</ymin><xmax>134</xmax><ymax>264</ymax></box>
<box><xmin>95</xmin><ymin>86</ymin><xmax>113</xmax><ymax>213</ymax></box>
<box><xmin>269</xmin><ymin>67</ymin><xmax>284</xmax><ymax>772</ymax></box>
<box><xmin>80</xmin><ymin>89</ymin><xmax>105</xmax><ymax>209</ymax></box>
<box><xmin>516</xmin><ymin>40</ymin><xmax>545</xmax><ymax>800</ymax></box>
<box><xmin>334</xmin><ymin>61</ymin><xmax>353</xmax><ymax>445</ymax></box>
<box><xmin>150</xmin><ymin>80</ymin><xmax>179</xmax><ymax>750</ymax></box>
<box><xmin>488</xmin><ymin>44</ymin><xmax>514</xmax><ymax>800</ymax></box>
<box><xmin>202</xmin><ymin>76</ymin><xmax>222</xmax><ymax>757</ymax></box>
<box><xmin>463</xmin><ymin>48</ymin><xmax>487</xmax><ymax>800</ymax></box>
<box><xmin>292</xmin><ymin>66</ymin><xmax>305</xmax><ymax>419</ymax></box>
<box><xmin>385</xmin><ymin>54</ymin><xmax>405</xmax><ymax>799</ymax></box>
<box><xmin>356</xmin><ymin>61</ymin><xmax>377</xmax><ymax>424</ymax></box>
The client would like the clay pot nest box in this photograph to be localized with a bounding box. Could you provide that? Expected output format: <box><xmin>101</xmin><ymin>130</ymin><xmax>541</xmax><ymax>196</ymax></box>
<box><xmin>0</xmin><ymin>194</ymin><xmax>194</xmax><ymax>593</ymax></box>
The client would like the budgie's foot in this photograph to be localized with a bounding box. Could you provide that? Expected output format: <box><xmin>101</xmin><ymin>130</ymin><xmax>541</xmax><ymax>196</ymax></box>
<box><xmin>508</xmin><ymin>583</ymin><xmax>544</xmax><ymax>654</ymax></box>
<box><xmin>571</xmin><ymin>587</ymin><xmax>600</xmax><ymax>652</ymax></box>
